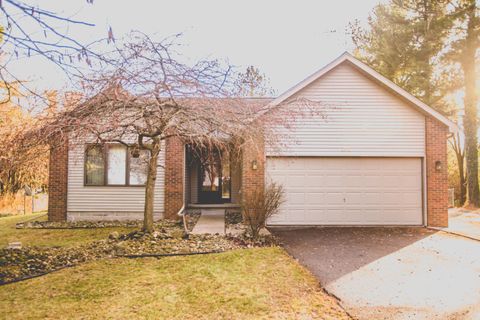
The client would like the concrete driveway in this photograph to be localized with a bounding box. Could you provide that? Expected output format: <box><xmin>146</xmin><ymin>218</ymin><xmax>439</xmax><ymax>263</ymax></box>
<box><xmin>271</xmin><ymin>227</ymin><xmax>480</xmax><ymax>320</ymax></box>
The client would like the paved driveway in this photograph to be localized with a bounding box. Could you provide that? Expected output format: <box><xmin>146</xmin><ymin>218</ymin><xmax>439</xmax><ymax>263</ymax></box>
<box><xmin>271</xmin><ymin>227</ymin><xmax>480</xmax><ymax>320</ymax></box>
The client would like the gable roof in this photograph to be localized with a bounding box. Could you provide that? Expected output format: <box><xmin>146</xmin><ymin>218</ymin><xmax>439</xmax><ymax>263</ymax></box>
<box><xmin>269</xmin><ymin>52</ymin><xmax>457</xmax><ymax>132</ymax></box>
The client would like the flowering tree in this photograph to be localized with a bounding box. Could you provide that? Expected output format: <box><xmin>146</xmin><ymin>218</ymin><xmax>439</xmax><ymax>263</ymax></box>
<box><xmin>16</xmin><ymin>32</ymin><xmax>322</xmax><ymax>233</ymax></box>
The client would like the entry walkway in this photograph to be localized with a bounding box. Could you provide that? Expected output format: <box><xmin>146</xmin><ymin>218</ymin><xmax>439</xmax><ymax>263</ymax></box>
<box><xmin>440</xmin><ymin>208</ymin><xmax>480</xmax><ymax>241</ymax></box>
<box><xmin>191</xmin><ymin>209</ymin><xmax>225</xmax><ymax>234</ymax></box>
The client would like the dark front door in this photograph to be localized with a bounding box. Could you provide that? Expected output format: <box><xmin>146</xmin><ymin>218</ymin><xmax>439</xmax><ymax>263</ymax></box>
<box><xmin>198</xmin><ymin>151</ymin><xmax>231</xmax><ymax>204</ymax></box>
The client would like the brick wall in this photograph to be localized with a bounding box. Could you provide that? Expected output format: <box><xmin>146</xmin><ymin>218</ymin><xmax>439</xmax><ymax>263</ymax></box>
<box><xmin>425</xmin><ymin>116</ymin><xmax>449</xmax><ymax>227</ymax></box>
<box><xmin>241</xmin><ymin>138</ymin><xmax>265</xmax><ymax>202</ymax></box>
<box><xmin>164</xmin><ymin>137</ymin><xmax>184</xmax><ymax>220</ymax></box>
<box><xmin>48</xmin><ymin>136</ymin><xmax>68</xmax><ymax>221</ymax></box>
<box><xmin>47</xmin><ymin>120</ymin><xmax>448</xmax><ymax>226</ymax></box>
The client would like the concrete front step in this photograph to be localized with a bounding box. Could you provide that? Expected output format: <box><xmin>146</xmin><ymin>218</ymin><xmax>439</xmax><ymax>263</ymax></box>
<box><xmin>191</xmin><ymin>209</ymin><xmax>225</xmax><ymax>234</ymax></box>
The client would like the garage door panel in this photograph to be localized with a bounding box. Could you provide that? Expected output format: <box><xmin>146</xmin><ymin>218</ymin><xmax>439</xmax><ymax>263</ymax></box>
<box><xmin>344</xmin><ymin>176</ymin><xmax>364</xmax><ymax>187</ymax></box>
<box><xmin>305</xmin><ymin>193</ymin><xmax>326</xmax><ymax>204</ymax></box>
<box><xmin>403</xmin><ymin>192</ymin><xmax>422</xmax><ymax>203</ymax></box>
<box><xmin>323</xmin><ymin>193</ymin><xmax>344</xmax><ymax>204</ymax></box>
<box><xmin>285</xmin><ymin>192</ymin><xmax>305</xmax><ymax>204</ymax></box>
<box><xmin>341</xmin><ymin>210</ymin><xmax>373</xmax><ymax>223</ymax></box>
<box><xmin>322</xmin><ymin>209</ymin><xmax>353</xmax><ymax>223</ymax></box>
<box><xmin>363</xmin><ymin>176</ymin><xmax>382</xmax><ymax>187</ymax></box>
<box><xmin>287</xmin><ymin>175</ymin><xmax>309</xmax><ymax>187</ymax></box>
<box><xmin>399</xmin><ymin>176</ymin><xmax>420</xmax><ymax>188</ymax></box>
<box><xmin>304</xmin><ymin>176</ymin><xmax>323</xmax><ymax>187</ymax></box>
<box><xmin>381</xmin><ymin>193</ymin><xmax>403</xmax><ymax>204</ymax></box>
<box><xmin>267</xmin><ymin>157</ymin><xmax>423</xmax><ymax>225</ymax></box>
<box><xmin>347</xmin><ymin>192</ymin><xmax>372</xmax><ymax>204</ymax></box>
<box><xmin>382</xmin><ymin>176</ymin><xmax>401</xmax><ymax>186</ymax></box>
<box><xmin>282</xmin><ymin>209</ymin><xmax>307</xmax><ymax>223</ymax></box>
<box><xmin>323</xmin><ymin>176</ymin><xmax>344</xmax><ymax>187</ymax></box>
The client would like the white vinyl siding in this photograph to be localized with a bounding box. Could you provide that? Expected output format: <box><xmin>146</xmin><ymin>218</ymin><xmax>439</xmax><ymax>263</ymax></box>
<box><xmin>267</xmin><ymin>62</ymin><xmax>425</xmax><ymax>157</ymax></box>
<box><xmin>67</xmin><ymin>140</ymin><xmax>165</xmax><ymax>219</ymax></box>
<box><xmin>267</xmin><ymin>157</ymin><xmax>423</xmax><ymax>225</ymax></box>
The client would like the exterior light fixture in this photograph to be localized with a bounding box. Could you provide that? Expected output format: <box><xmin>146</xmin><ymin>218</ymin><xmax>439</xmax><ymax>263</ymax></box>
<box><xmin>130</xmin><ymin>145</ymin><xmax>140</xmax><ymax>158</ymax></box>
<box><xmin>252</xmin><ymin>160</ymin><xmax>258</xmax><ymax>170</ymax></box>
<box><xmin>435</xmin><ymin>160</ymin><xmax>442</xmax><ymax>171</ymax></box>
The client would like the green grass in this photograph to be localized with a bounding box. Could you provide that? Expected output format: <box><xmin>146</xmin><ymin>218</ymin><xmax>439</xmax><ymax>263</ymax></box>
<box><xmin>0</xmin><ymin>213</ymin><xmax>136</xmax><ymax>248</ymax></box>
<box><xmin>0</xmin><ymin>247</ymin><xmax>349</xmax><ymax>320</ymax></box>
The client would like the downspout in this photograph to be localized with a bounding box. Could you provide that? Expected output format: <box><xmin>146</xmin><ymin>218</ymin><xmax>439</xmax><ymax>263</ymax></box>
<box><xmin>177</xmin><ymin>145</ymin><xmax>188</xmax><ymax>235</ymax></box>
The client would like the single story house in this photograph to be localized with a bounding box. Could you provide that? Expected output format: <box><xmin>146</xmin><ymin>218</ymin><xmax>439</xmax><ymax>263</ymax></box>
<box><xmin>48</xmin><ymin>52</ymin><xmax>456</xmax><ymax>227</ymax></box>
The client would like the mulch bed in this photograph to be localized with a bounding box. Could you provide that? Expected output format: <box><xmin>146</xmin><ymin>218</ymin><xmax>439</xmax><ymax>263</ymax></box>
<box><xmin>1</xmin><ymin>221</ymin><xmax>276</xmax><ymax>285</ymax></box>
<box><xmin>0</xmin><ymin>241</ymin><xmax>116</xmax><ymax>284</ymax></box>
<box><xmin>15</xmin><ymin>220</ymin><xmax>180</xmax><ymax>229</ymax></box>
<box><xmin>225</xmin><ymin>210</ymin><xmax>243</xmax><ymax>226</ymax></box>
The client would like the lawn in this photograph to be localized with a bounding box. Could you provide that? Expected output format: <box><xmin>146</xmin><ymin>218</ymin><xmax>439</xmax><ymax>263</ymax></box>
<box><xmin>0</xmin><ymin>215</ymin><xmax>350</xmax><ymax>319</ymax></box>
<box><xmin>0</xmin><ymin>247</ymin><xmax>350</xmax><ymax>320</ymax></box>
<box><xmin>0</xmin><ymin>213</ymin><xmax>136</xmax><ymax>248</ymax></box>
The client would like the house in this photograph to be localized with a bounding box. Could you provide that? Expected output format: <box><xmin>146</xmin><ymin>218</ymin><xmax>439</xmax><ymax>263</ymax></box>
<box><xmin>47</xmin><ymin>52</ymin><xmax>456</xmax><ymax>227</ymax></box>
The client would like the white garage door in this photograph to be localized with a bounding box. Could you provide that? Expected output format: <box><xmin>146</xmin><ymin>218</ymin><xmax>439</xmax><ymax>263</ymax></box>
<box><xmin>266</xmin><ymin>157</ymin><xmax>423</xmax><ymax>226</ymax></box>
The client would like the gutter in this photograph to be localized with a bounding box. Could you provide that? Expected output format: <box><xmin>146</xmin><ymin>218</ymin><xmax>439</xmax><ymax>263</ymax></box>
<box><xmin>178</xmin><ymin>203</ymin><xmax>187</xmax><ymax>234</ymax></box>
<box><xmin>177</xmin><ymin>145</ymin><xmax>188</xmax><ymax>235</ymax></box>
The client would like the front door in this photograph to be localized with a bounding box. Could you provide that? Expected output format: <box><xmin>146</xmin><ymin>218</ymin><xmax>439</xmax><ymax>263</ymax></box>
<box><xmin>198</xmin><ymin>151</ymin><xmax>231</xmax><ymax>204</ymax></box>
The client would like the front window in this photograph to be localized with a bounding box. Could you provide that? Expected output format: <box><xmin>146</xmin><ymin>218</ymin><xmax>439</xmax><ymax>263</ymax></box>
<box><xmin>85</xmin><ymin>145</ymin><xmax>105</xmax><ymax>186</ymax></box>
<box><xmin>129</xmin><ymin>149</ymin><xmax>149</xmax><ymax>185</ymax></box>
<box><xmin>221</xmin><ymin>152</ymin><xmax>231</xmax><ymax>200</ymax></box>
<box><xmin>85</xmin><ymin>144</ymin><xmax>149</xmax><ymax>186</ymax></box>
<box><xmin>107</xmin><ymin>144</ymin><xmax>127</xmax><ymax>185</ymax></box>
<box><xmin>201</xmin><ymin>156</ymin><xmax>220</xmax><ymax>192</ymax></box>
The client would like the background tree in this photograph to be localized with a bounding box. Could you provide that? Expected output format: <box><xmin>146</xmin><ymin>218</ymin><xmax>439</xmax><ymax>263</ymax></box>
<box><xmin>350</xmin><ymin>0</ymin><xmax>453</xmax><ymax>109</ymax></box>
<box><xmin>0</xmin><ymin>1</ymin><xmax>115</xmax><ymax>214</ymax></box>
<box><xmin>234</xmin><ymin>66</ymin><xmax>275</xmax><ymax>97</ymax></box>
<box><xmin>446</xmin><ymin>0</ymin><xmax>480</xmax><ymax>207</ymax></box>
<box><xmin>0</xmin><ymin>82</ymin><xmax>48</xmax><ymax>195</ymax></box>
<box><xmin>0</xmin><ymin>0</ymin><xmax>109</xmax><ymax>103</ymax></box>
<box><xmin>449</xmin><ymin>131</ymin><xmax>466</xmax><ymax>205</ymax></box>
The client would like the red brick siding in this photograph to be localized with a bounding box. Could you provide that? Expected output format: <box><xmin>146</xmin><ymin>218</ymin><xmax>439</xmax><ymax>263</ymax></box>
<box><xmin>241</xmin><ymin>138</ymin><xmax>265</xmax><ymax>202</ymax></box>
<box><xmin>48</xmin><ymin>137</ymin><xmax>68</xmax><ymax>222</ymax></box>
<box><xmin>425</xmin><ymin>116</ymin><xmax>448</xmax><ymax>227</ymax></box>
<box><xmin>164</xmin><ymin>137</ymin><xmax>184</xmax><ymax>220</ymax></box>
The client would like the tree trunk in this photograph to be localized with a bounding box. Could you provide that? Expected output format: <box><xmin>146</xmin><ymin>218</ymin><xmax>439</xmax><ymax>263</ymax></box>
<box><xmin>462</xmin><ymin>1</ymin><xmax>480</xmax><ymax>207</ymax></box>
<box><xmin>451</xmin><ymin>133</ymin><xmax>467</xmax><ymax>206</ymax></box>
<box><xmin>457</xmin><ymin>151</ymin><xmax>466</xmax><ymax>206</ymax></box>
<box><xmin>422</xmin><ymin>12</ymin><xmax>433</xmax><ymax>105</ymax></box>
<box><xmin>143</xmin><ymin>139</ymin><xmax>161</xmax><ymax>233</ymax></box>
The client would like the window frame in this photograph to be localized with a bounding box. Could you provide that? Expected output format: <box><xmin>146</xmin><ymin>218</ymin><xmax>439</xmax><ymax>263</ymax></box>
<box><xmin>84</xmin><ymin>143</ymin><xmax>148</xmax><ymax>187</ymax></box>
<box><xmin>83</xmin><ymin>144</ymin><xmax>106</xmax><ymax>187</ymax></box>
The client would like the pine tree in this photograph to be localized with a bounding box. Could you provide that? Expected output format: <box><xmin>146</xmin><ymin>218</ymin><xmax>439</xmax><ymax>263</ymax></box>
<box><xmin>350</xmin><ymin>0</ymin><xmax>452</xmax><ymax>109</ymax></box>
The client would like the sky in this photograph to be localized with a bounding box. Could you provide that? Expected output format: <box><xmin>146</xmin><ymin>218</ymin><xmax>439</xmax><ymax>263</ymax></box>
<box><xmin>8</xmin><ymin>0</ymin><xmax>385</xmax><ymax>95</ymax></box>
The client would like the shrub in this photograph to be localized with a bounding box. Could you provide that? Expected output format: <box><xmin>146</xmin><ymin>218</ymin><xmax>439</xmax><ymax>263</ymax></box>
<box><xmin>242</xmin><ymin>182</ymin><xmax>284</xmax><ymax>239</ymax></box>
